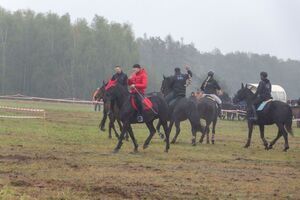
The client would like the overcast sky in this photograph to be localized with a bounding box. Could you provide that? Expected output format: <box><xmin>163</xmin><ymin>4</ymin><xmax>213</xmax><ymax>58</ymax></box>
<box><xmin>1</xmin><ymin>0</ymin><xmax>300</xmax><ymax>60</ymax></box>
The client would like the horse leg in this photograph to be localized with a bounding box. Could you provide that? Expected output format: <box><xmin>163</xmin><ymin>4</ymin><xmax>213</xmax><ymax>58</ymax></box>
<box><xmin>168</xmin><ymin>120</ymin><xmax>175</xmax><ymax>143</ymax></box>
<box><xmin>127</xmin><ymin>125</ymin><xmax>138</xmax><ymax>152</ymax></box>
<box><xmin>278</xmin><ymin>123</ymin><xmax>289</xmax><ymax>151</ymax></box>
<box><xmin>206</xmin><ymin>126</ymin><xmax>210</xmax><ymax>144</ymax></box>
<box><xmin>113</xmin><ymin>122</ymin><xmax>128</xmax><ymax>153</ymax></box>
<box><xmin>244</xmin><ymin>121</ymin><xmax>253</xmax><ymax>148</ymax></box>
<box><xmin>171</xmin><ymin>120</ymin><xmax>181</xmax><ymax>144</ymax></box>
<box><xmin>143</xmin><ymin>120</ymin><xmax>156</xmax><ymax>149</ymax></box>
<box><xmin>162</xmin><ymin>121</ymin><xmax>170</xmax><ymax>152</ymax></box>
<box><xmin>191</xmin><ymin>124</ymin><xmax>197</xmax><ymax>146</ymax></box>
<box><xmin>259</xmin><ymin>125</ymin><xmax>268</xmax><ymax>150</ymax></box>
<box><xmin>212</xmin><ymin>119</ymin><xmax>217</xmax><ymax>144</ymax></box>
<box><xmin>99</xmin><ymin>109</ymin><xmax>107</xmax><ymax>132</ymax></box>
<box><xmin>269</xmin><ymin>130</ymin><xmax>282</xmax><ymax>149</ymax></box>
<box><xmin>199</xmin><ymin>124</ymin><xmax>208</xmax><ymax>144</ymax></box>
<box><xmin>108</xmin><ymin>122</ymin><xmax>113</xmax><ymax>139</ymax></box>
<box><xmin>156</xmin><ymin>120</ymin><xmax>165</xmax><ymax>140</ymax></box>
<box><xmin>110</xmin><ymin>119</ymin><xmax>120</xmax><ymax>139</ymax></box>
<box><xmin>117</xmin><ymin>119</ymin><xmax>128</xmax><ymax>141</ymax></box>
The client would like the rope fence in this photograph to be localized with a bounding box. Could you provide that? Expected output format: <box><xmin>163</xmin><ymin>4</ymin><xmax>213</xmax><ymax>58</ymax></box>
<box><xmin>0</xmin><ymin>105</ymin><xmax>46</xmax><ymax>120</ymax></box>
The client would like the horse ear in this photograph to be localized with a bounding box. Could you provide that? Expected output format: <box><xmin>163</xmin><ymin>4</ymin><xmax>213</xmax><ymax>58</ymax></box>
<box><xmin>163</xmin><ymin>75</ymin><xmax>166</xmax><ymax>80</ymax></box>
<box><xmin>241</xmin><ymin>83</ymin><xmax>244</xmax><ymax>89</ymax></box>
<box><xmin>102</xmin><ymin>80</ymin><xmax>106</xmax><ymax>85</ymax></box>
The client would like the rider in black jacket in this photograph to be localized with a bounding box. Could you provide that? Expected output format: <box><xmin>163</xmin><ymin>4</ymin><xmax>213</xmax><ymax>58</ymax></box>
<box><xmin>200</xmin><ymin>71</ymin><xmax>222</xmax><ymax>116</ymax></box>
<box><xmin>111</xmin><ymin>66</ymin><xmax>128</xmax><ymax>87</ymax></box>
<box><xmin>165</xmin><ymin>66</ymin><xmax>192</xmax><ymax>106</ymax></box>
<box><xmin>109</xmin><ymin>66</ymin><xmax>128</xmax><ymax>113</ymax></box>
<box><xmin>249</xmin><ymin>71</ymin><xmax>273</xmax><ymax>120</ymax></box>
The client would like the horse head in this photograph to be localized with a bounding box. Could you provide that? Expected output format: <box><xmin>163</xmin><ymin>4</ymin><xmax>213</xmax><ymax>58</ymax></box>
<box><xmin>233</xmin><ymin>83</ymin><xmax>253</xmax><ymax>104</ymax></box>
<box><xmin>161</xmin><ymin>76</ymin><xmax>173</xmax><ymax>96</ymax></box>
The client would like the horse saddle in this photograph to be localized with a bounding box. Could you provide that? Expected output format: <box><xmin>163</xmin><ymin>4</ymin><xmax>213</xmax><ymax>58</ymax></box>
<box><xmin>204</xmin><ymin>94</ymin><xmax>217</xmax><ymax>103</ymax></box>
<box><xmin>130</xmin><ymin>95</ymin><xmax>153</xmax><ymax>111</ymax></box>
<box><xmin>204</xmin><ymin>95</ymin><xmax>219</xmax><ymax>107</ymax></box>
<box><xmin>257</xmin><ymin>99</ymin><xmax>272</xmax><ymax>111</ymax></box>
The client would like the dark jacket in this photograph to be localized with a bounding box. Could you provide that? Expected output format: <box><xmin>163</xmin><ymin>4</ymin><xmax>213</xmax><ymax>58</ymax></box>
<box><xmin>170</xmin><ymin>70</ymin><xmax>192</xmax><ymax>97</ymax></box>
<box><xmin>254</xmin><ymin>79</ymin><xmax>272</xmax><ymax>101</ymax></box>
<box><xmin>201</xmin><ymin>77</ymin><xmax>221</xmax><ymax>95</ymax></box>
<box><xmin>111</xmin><ymin>71</ymin><xmax>128</xmax><ymax>87</ymax></box>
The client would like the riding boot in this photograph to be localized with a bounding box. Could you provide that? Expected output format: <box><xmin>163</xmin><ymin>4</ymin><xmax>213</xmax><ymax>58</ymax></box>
<box><xmin>249</xmin><ymin>105</ymin><xmax>258</xmax><ymax>121</ymax></box>
<box><xmin>135</xmin><ymin>94</ymin><xmax>144</xmax><ymax>122</ymax></box>
<box><xmin>217</xmin><ymin>104</ymin><xmax>222</xmax><ymax>118</ymax></box>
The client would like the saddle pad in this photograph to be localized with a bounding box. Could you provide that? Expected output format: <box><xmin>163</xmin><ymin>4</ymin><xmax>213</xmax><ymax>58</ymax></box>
<box><xmin>130</xmin><ymin>96</ymin><xmax>153</xmax><ymax>111</ymax></box>
<box><xmin>257</xmin><ymin>99</ymin><xmax>272</xmax><ymax>111</ymax></box>
<box><xmin>205</xmin><ymin>95</ymin><xmax>216</xmax><ymax>102</ymax></box>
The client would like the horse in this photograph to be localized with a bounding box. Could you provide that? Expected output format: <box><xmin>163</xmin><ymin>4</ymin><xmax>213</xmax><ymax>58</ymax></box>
<box><xmin>94</xmin><ymin>82</ymin><xmax>127</xmax><ymax>140</ymax></box>
<box><xmin>194</xmin><ymin>92</ymin><xmax>219</xmax><ymax>144</ymax></box>
<box><xmin>104</xmin><ymin>80</ymin><xmax>170</xmax><ymax>153</ymax></box>
<box><xmin>158</xmin><ymin>76</ymin><xmax>204</xmax><ymax>145</ymax></box>
<box><xmin>233</xmin><ymin>83</ymin><xmax>293</xmax><ymax>151</ymax></box>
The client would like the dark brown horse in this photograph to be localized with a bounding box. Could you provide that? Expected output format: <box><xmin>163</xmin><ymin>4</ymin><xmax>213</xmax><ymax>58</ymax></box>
<box><xmin>94</xmin><ymin>82</ymin><xmax>127</xmax><ymax>140</ymax></box>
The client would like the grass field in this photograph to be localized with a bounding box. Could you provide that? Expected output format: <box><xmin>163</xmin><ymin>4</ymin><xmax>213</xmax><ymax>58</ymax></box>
<box><xmin>0</xmin><ymin>99</ymin><xmax>299</xmax><ymax>200</ymax></box>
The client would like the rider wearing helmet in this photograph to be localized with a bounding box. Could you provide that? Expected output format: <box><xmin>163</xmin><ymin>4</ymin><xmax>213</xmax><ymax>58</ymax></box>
<box><xmin>128</xmin><ymin>64</ymin><xmax>148</xmax><ymax>122</ymax></box>
<box><xmin>250</xmin><ymin>71</ymin><xmax>272</xmax><ymax>120</ymax></box>
<box><xmin>165</xmin><ymin>66</ymin><xmax>193</xmax><ymax>105</ymax></box>
<box><xmin>200</xmin><ymin>71</ymin><xmax>222</xmax><ymax>116</ymax></box>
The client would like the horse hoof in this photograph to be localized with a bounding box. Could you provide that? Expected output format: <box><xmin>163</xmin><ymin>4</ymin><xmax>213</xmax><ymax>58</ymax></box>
<box><xmin>244</xmin><ymin>145</ymin><xmax>250</xmax><ymax>148</ymax></box>
<box><xmin>206</xmin><ymin>141</ymin><xmax>210</xmax><ymax>144</ymax></box>
<box><xmin>192</xmin><ymin>143</ymin><xmax>196</xmax><ymax>146</ymax></box>
<box><xmin>112</xmin><ymin>148</ymin><xmax>119</xmax><ymax>154</ymax></box>
<box><xmin>283</xmin><ymin>147</ymin><xmax>289</xmax><ymax>152</ymax></box>
<box><xmin>268</xmin><ymin>145</ymin><xmax>273</xmax><ymax>150</ymax></box>
<box><xmin>101</xmin><ymin>128</ymin><xmax>106</xmax><ymax>132</ymax></box>
<box><xmin>171</xmin><ymin>140</ymin><xmax>176</xmax><ymax>144</ymax></box>
<box><xmin>159</xmin><ymin>133</ymin><xmax>165</xmax><ymax>140</ymax></box>
<box><xmin>164</xmin><ymin>149</ymin><xmax>169</xmax><ymax>153</ymax></box>
<box><xmin>108</xmin><ymin>136</ymin><xmax>112</xmax><ymax>139</ymax></box>
<box><xmin>212</xmin><ymin>140</ymin><xmax>215</xmax><ymax>144</ymax></box>
<box><xmin>143</xmin><ymin>144</ymin><xmax>149</xmax><ymax>150</ymax></box>
<box><xmin>199</xmin><ymin>139</ymin><xmax>203</xmax><ymax>144</ymax></box>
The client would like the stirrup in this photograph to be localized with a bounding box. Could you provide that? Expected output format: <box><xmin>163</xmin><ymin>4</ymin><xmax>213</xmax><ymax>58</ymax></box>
<box><xmin>137</xmin><ymin>115</ymin><xmax>144</xmax><ymax>123</ymax></box>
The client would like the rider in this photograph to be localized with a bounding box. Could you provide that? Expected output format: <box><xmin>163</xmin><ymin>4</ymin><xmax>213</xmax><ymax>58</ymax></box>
<box><xmin>200</xmin><ymin>71</ymin><xmax>222</xmax><ymax>116</ymax></box>
<box><xmin>250</xmin><ymin>71</ymin><xmax>272</xmax><ymax>120</ymax></box>
<box><xmin>111</xmin><ymin>66</ymin><xmax>128</xmax><ymax>88</ymax></box>
<box><xmin>128</xmin><ymin>64</ymin><xmax>148</xmax><ymax>122</ymax></box>
<box><xmin>109</xmin><ymin>66</ymin><xmax>128</xmax><ymax>112</ymax></box>
<box><xmin>165</xmin><ymin>66</ymin><xmax>192</xmax><ymax>105</ymax></box>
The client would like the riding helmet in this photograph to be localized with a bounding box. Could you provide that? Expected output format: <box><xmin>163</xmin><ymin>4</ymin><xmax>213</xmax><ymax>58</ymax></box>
<box><xmin>175</xmin><ymin>67</ymin><xmax>181</xmax><ymax>73</ymax></box>
<box><xmin>260</xmin><ymin>71</ymin><xmax>268</xmax><ymax>78</ymax></box>
<box><xmin>208</xmin><ymin>71</ymin><xmax>214</xmax><ymax>76</ymax></box>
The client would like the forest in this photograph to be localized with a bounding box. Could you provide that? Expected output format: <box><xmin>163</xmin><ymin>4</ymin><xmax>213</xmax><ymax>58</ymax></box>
<box><xmin>0</xmin><ymin>7</ymin><xmax>299</xmax><ymax>99</ymax></box>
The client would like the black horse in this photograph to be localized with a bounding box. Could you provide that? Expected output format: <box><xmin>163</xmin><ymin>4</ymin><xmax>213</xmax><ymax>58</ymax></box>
<box><xmin>233</xmin><ymin>83</ymin><xmax>293</xmax><ymax>151</ymax></box>
<box><xmin>104</xmin><ymin>80</ymin><xmax>170</xmax><ymax>153</ymax></box>
<box><xmin>195</xmin><ymin>94</ymin><xmax>219</xmax><ymax>144</ymax></box>
<box><xmin>158</xmin><ymin>76</ymin><xmax>203</xmax><ymax>145</ymax></box>
<box><xmin>94</xmin><ymin>82</ymin><xmax>126</xmax><ymax>140</ymax></box>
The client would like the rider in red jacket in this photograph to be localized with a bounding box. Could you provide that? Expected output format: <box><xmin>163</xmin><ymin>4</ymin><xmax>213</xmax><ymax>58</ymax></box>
<box><xmin>128</xmin><ymin>64</ymin><xmax>148</xmax><ymax>122</ymax></box>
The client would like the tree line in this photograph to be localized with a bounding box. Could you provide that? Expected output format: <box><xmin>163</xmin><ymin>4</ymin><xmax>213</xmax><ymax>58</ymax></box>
<box><xmin>0</xmin><ymin>7</ymin><xmax>299</xmax><ymax>99</ymax></box>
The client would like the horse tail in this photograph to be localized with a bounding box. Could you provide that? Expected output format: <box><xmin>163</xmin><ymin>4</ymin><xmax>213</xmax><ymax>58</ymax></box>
<box><xmin>285</xmin><ymin>107</ymin><xmax>293</xmax><ymax>136</ymax></box>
